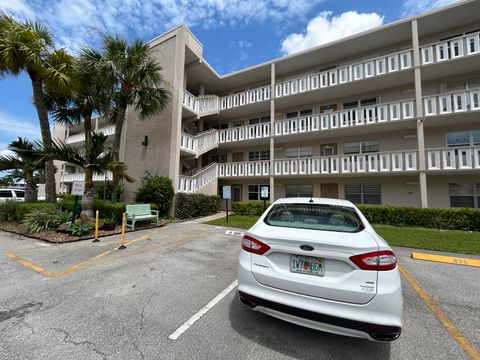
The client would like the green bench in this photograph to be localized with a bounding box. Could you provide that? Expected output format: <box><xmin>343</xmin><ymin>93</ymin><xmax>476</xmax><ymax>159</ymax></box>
<box><xmin>126</xmin><ymin>204</ymin><xmax>159</xmax><ymax>230</ymax></box>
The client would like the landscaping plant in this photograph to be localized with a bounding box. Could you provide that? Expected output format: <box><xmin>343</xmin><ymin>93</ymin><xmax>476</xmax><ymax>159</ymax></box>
<box><xmin>175</xmin><ymin>193</ymin><xmax>221</xmax><ymax>219</ymax></box>
<box><xmin>70</xmin><ymin>221</ymin><xmax>93</xmax><ymax>236</ymax></box>
<box><xmin>22</xmin><ymin>206</ymin><xmax>67</xmax><ymax>234</ymax></box>
<box><xmin>136</xmin><ymin>174</ymin><xmax>174</xmax><ymax>216</ymax></box>
<box><xmin>0</xmin><ymin>201</ymin><xmax>18</xmax><ymax>221</ymax></box>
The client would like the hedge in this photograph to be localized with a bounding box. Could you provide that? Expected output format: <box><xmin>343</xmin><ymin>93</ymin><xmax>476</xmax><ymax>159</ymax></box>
<box><xmin>16</xmin><ymin>202</ymin><xmax>58</xmax><ymax>221</ymax></box>
<box><xmin>357</xmin><ymin>205</ymin><xmax>480</xmax><ymax>231</ymax></box>
<box><xmin>232</xmin><ymin>201</ymin><xmax>271</xmax><ymax>216</ymax></box>
<box><xmin>175</xmin><ymin>193</ymin><xmax>221</xmax><ymax>219</ymax></box>
<box><xmin>136</xmin><ymin>175</ymin><xmax>174</xmax><ymax>216</ymax></box>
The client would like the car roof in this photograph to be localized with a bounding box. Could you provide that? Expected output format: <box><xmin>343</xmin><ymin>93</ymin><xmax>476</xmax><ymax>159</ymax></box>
<box><xmin>272</xmin><ymin>197</ymin><xmax>356</xmax><ymax>207</ymax></box>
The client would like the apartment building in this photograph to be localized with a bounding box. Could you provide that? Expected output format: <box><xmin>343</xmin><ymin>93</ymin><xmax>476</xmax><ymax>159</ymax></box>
<box><xmin>55</xmin><ymin>0</ymin><xmax>480</xmax><ymax>209</ymax></box>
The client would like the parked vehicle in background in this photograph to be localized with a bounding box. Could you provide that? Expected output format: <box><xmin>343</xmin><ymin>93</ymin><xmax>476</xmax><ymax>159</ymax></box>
<box><xmin>238</xmin><ymin>197</ymin><xmax>403</xmax><ymax>341</ymax></box>
<box><xmin>0</xmin><ymin>189</ymin><xmax>25</xmax><ymax>202</ymax></box>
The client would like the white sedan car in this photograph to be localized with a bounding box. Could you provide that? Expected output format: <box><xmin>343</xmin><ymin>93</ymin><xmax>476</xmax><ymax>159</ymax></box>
<box><xmin>237</xmin><ymin>198</ymin><xmax>403</xmax><ymax>341</ymax></box>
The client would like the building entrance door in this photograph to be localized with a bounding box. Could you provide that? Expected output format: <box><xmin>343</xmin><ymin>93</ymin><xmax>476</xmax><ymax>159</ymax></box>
<box><xmin>321</xmin><ymin>183</ymin><xmax>339</xmax><ymax>199</ymax></box>
<box><xmin>233</xmin><ymin>185</ymin><xmax>242</xmax><ymax>202</ymax></box>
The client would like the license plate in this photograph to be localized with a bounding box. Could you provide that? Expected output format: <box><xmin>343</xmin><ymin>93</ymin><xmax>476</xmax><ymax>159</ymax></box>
<box><xmin>290</xmin><ymin>255</ymin><xmax>325</xmax><ymax>277</ymax></box>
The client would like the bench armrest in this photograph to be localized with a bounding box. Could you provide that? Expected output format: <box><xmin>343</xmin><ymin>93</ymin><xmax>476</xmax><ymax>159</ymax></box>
<box><xmin>126</xmin><ymin>212</ymin><xmax>135</xmax><ymax>219</ymax></box>
<box><xmin>151</xmin><ymin>210</ymin><xmax>159</xmax><ymax>215</ymax></box>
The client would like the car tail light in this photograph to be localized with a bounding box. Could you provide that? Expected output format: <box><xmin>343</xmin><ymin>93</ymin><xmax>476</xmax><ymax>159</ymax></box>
<box><xmin>241</xmin><ymin>235</ymin><xmax>270</xmax><ymax>255</ymax></box>
<box><xmin>350</xmin><ymin>250</ymin><xmax>397</xmax><ymax>271</ymax></box>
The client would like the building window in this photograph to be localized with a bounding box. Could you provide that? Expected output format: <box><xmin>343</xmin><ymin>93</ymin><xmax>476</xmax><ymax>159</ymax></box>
<box><xmin>248</xmin><ymin>150</ymin><xmax>270</xmax><ymax>161</ymax></box>
<box><xmin>208</xmin><ymin>154</ymin><xmax>227</xmax><ymax>164</ymax></box>
<box><xmin>343</xmin><ymin>97</ymin><xmax>377</xmax><ymax>109</ymax></box>
<box><xmin>249</xmin><ymin>116</ymin><xmax>270</xmax><ymax>125</ymax></box>
<box><xmin>448</xmin><ymin>183</ymin><xmax>480</xmax><ymax>208</ymax></box>
<box><xmin>343</xmin><ymin>140</ymin><xmax>379</xmax><ymax>154</ymax></box>
<box><xmin>446</xmin><ymin>130</ymin><xmax>480</xmax><ymax>147</ymax></box>
<box><xmin>285</xmin><ymin>184</ymin><xmax>313</xmax><ymax>198</ymax></box>
<box><xmin>248</xmin><ymin>185</ymin><xmax>269</xmax><ymax>201</ymax></box>
<box><xmin>345</xmin><ymin>184</ymin><xmax>381</xmax><ymax>205</ymax></box>
<box><xmin>285</xmin><ymin>146</ymin><xmax>313</xmax><ymax>158</ymax></box>
<box><xmin>285</xmin><ymin>109</ymin><xmax>313</xmax><ymax>119</ymax></box>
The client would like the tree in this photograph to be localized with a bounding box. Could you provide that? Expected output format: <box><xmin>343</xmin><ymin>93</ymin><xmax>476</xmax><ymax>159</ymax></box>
<box><xmin>46</xmin><ymin>51</ymin><xmax>113</xmax><ymax>212</ymax></box>
<box><xmin>43</xmin><ymin>132</ymin><xmax>134</xmax><ymax>217</ymax></box>
<box><xmin>89</xmin><ymin>34</ymin><xmax>169</xmax><ymax>201</ymax></box>
<box><xmin>0</xmin><ymin>13</ymin><xmax>72</xmax><ymax>203</ymax></box>
<box><xmin>0</xmin><ymin>138</ymin><xmax>44</xmax><ymax>202</ymax></box>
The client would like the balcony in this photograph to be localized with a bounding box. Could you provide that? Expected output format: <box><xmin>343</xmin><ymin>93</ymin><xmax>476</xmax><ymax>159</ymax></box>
<box><xmin>423</xmin><ymin>89</ymin><xmax>480</xmax><ymax>117</ymax></box>
<box><xmin>178</xmin><ymin>163</ymin><xmax>217</xmax><ymax>193</ymax></box>
<box><xmin>62</xmin><ymin>171</ymin><xmax>113</xmax><ymax>183</ymax></box>
<box><xmin>180</xmin><ymin>130</ymin><xmax>219</xmax><ymax>157</ymax></box>
<box><xmin>182</xmin><ymin>90</ymin><xmax>220</xmax><ymax>116</ymax></box>
<box><xmin>274</xmin><ymin>151</ymin><xmax>418</xmax><ymax>176</ymax></box>
<box><xmin>218</xmin><ymin>123</ymin><xmax>270</xmax><ymax>143</ymax></box>
<box><xmin>65</xmin><ymin>125</ymin><xmax>116</xmax><ymax>144</ymax></box>
<box><xmin>421</xmin><ymin>31</ymin><xmax>480</xmax><ymax>65</ymax></box>
<box><xmin>217</xmin><ymin>161</ymin><xmax>270</xmax><ymax>178</ymax></box>
<box><xmin>426</xmin><ymin>146</ymin><xmax>480</xmax><ymax>171</ymax></box>
<box><xmin>275</xmin><ymin>99</ymin><xmax>415</xmax><ymax>136</ymax></box>
<box><xmin>219</xmin><ymin>85</ymin><xmax>271</xmax><ymax>110</ymax></box>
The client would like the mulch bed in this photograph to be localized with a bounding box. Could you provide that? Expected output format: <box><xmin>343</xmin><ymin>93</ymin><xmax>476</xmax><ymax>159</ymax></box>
<box><xmin>0</xmin><ymin>220</ymin><xmax>170</xmax><ymax>243</ymax></box>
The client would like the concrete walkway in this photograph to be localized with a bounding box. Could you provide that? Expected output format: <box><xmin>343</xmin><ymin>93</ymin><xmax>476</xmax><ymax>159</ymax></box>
<box><xmin>185</xmin><ymin>212</ymin><xmax>227</xmax><ymax>223</ymax></box>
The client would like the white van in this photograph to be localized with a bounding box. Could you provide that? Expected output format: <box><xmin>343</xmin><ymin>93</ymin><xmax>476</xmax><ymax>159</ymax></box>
<box><xmin>0</xmin><ymin>189</ymin><xmax>25</xmax><ymax>202</ymax></box>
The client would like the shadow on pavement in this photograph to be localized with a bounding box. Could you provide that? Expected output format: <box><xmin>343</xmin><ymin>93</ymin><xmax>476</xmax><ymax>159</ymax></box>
<box><xmin>228</xmin><ymin>296</ymin><xmax>391</xmax><ymax>360</ymax></box>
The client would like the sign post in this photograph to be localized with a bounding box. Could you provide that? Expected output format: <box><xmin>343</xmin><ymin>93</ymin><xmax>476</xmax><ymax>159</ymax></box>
<box><xmin>260</xmin><ymin>185</ymin><xmax>270</xmax><ymax>212</ymax></box>
<box><xmin>71</xmin><ymin>181</ymin><xmax>85</xmax><ymax>222</ymax></box>
<box><xmin>222</xmin><ymin>185</ymin><xmax>231</xmax><ymax>224</ymax></box>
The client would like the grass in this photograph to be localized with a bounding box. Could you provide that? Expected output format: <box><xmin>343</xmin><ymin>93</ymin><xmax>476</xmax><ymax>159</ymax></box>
<box><xmin>205</xmin><ymin>215</ymin><xmax>480</xmax><ymax>255</ymax></box>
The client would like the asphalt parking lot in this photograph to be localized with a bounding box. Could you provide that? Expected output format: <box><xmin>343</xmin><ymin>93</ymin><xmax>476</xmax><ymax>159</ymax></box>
<box><xmin>0</xmin><ymin>222</ymin><xmax>479</xmax><ymax>360</ymax></box>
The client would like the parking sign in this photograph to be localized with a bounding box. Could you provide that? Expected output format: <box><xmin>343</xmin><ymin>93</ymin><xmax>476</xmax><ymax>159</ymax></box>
<box><xmin>222</xmin><ymin>186</ymin><xmax>231</xmax><ymax>199</ymax></box>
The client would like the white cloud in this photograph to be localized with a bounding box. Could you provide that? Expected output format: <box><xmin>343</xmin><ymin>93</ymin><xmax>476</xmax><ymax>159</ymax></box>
<box><xmin>401</xmin><ymin>0</ymin><xmax>461</xmax><ymax>17</ymax></box>
<box><xmin>0</xmin><ymin>0</ymin><xmax>325</xmax><ymax>51</ymax></box>
<box><xmin>281</xmin><ymin>11</ymin><xmax>384</xmax><ymax>55</ymax></box>
<box><xmin>0</xmin><ymin>110</ymin><xmax>40</xmax><ymax>141</ymax></box>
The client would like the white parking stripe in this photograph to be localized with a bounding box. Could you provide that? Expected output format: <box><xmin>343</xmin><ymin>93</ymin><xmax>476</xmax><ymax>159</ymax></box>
<box><xmin>168</xmin><ymin>280</ymin><xmax>238</xmax><ymax>340</ymax></box>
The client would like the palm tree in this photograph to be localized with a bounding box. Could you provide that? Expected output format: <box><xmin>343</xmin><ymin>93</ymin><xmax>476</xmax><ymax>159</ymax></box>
<box><xmin>0</xmin><ymin>13</ymin><xmax>72</xmax><ymax>203</ymax></box>
<box><xmin>0</xmin><ymin>138</ymin><xmax>44</xmax><ymax>202</ymax></box>
<box><xmin>90</xmin><ymin>34</ymin><xmax>169</xmax><ymax>201</ymax></box>
<box><xmin>43</xmin><ymin>132</ymin><xmax>134</xmax><ymax>217</ymax></box>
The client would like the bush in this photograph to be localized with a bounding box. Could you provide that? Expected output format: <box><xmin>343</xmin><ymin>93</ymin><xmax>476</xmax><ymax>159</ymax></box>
<box><xmin>357</xmin><ymin>205</ymin><xmax>480</xmax><ymax>231</ymax></box>
<box><xmin>175</xmin><ymin>193</ymin><xmax>221</xmax><ymax>219</ymax></box>
<box><xmin>70</xmin><ymin>221</ymin><xmax>93</xmax><ymax>236</ymax></box>
<box><xmin>0</xmin><ymin>201</ymin><xmax>18</xmax><ymax>221</ymax></box>
<box><xmin>136</xmin><ymin>174</ymin><xmax>174</xmax><ymax>216</ymax></box>
<box><xmin>16</xmin><ymin>202</ymin><xmax>58</xmax><ymax>221</ymax></box>
<box><xmin>94</xmin><ymin>181</ymin><xmax>123</xmax><ymax>201</ymax></box>
<box><xmin>22</xmin><ymin>206</ymin><xmax>68</xmax><ymax>234</ymax></box>
<box><xmin>232</xmin><ymin>201</ymin><xmax>271</xmax><ymax>216</ymax></box>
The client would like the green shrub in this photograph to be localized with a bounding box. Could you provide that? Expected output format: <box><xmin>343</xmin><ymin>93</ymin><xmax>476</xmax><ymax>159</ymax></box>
<box><xmin>0</xmin><ymin>201</ymin><xmax>18</xmax><ymax>221</ymax></box>
<box><xmin>22</xmin><ymin>206</ymin><xmax>67</xmax><ymax>234</ymax></box>
<box><xmin>94</xmin><ymin>181</ymin><xmax>123</xmax><ymax>201</ymax></box>
<box><xmin>232</xmin><ymin>201</ymin><xmax>271</xmax><ymax>216</ymax></box>
<box><xmin>357</xmin><ymin>205</ymin><xmax>480</xmax><ymax>231</ymax></box>
<box><xmin>175</xmin><ymin>193</ymin><xmax>221</xmax><ymax>219</ymax></box>
<box><xmin>60</xmin><ymin>199</ymin><xmax>135</xmax><ymax>221</ymax></box>
<box><xmin>16</xmin><ymin>202</ymin><xmax>58</xmax><ymax>221</ymax></box>
<box><xmin>136</xmin><ymin>174</ymin><xmax>174</xmax><ymax>216</ymax></box>
<box><xmin>70</xmin><ymin>221</ymin><xmax>93</xmax><ymax>236</ymax></box>
<box><xmin>57</xmin><ymin>193</ymin><xmax>75</xmax><ymax>201</ymax></box>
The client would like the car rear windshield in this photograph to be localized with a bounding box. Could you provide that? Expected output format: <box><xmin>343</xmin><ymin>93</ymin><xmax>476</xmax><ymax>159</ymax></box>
<box><xmin>264</xmin><ymin>203</ymin><xmax>364</xmax><ymax>233</ymax></box>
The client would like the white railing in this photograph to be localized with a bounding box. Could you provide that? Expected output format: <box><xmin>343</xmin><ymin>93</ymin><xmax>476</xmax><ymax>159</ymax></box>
<box><xmin>65</xmin><ymin>125</ymin><xmax>116</xmax><ymax>144</ymax></box>
<box><xmin>217</xmin><ymin>161</ymin><xmax>270</xmax><ymax>177</ymax></box>
<box><xmin>219</xmin><ymin>85</ymin><xmax>271</xmax><ymax>110</ymax></box>
<box><xmin>178</xmin><ymin>163</ymin><xmax>218</xmax><ymax>193</ymax></box>
<box><xmin>275</xmin><ymin>50</ymin><xmax>413</xmax><ymax>98</ymax></box>
<box><xmin>420</xmin><ymin>31</ymin><xmax>480</xmax><ymax>65</ymax></box>
<box><xmin>426</xmin><ymin>146</ymin><xmax>480</xmax><ymax>171</ymax></box>
<box><xmin>275</xmin><ymin>100</ymin><xmax>415</xmax><ymax>136</ymax></box>
<box><xmin>423</xmin><ymin>89</ymin><xmax>480</xmax><ymax>117</ymax></box>
<box><xmin>180</xmin><ymin>130</ymin><xmax>219</xmax><ymax>156</ymax></box>
<box><xmin>182</xmin><ymin>90</ymin><xmax>220</xmax><ymax>115</ymax></box>
<box><xmin>274</xmin><ymin>151</ymin><xmax>418</xmax><ymax>176</ymax></box>
<box><xmin>218</xmin><ymin>123</ymin><xmax>270</xmax><ymax>143</ymax></box>
<box><xmin>62</xmin><ymin>171</ymin><xmax>113</xmax><ymax>183</ymax></box>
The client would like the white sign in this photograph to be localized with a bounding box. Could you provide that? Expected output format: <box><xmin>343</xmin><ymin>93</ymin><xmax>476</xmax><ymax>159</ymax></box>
<box><xmin>71</xmin><ymin>181</ymin><xmax>85</xmax><ymax>196</ymax></box>
<box><xmin>222</xmin><ymin>185</ymin><xmax>231</xmax><ymax>199</ymax></box>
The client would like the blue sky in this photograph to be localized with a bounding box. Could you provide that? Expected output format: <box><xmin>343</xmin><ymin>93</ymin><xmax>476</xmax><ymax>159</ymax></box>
<box><xmin>0</xmin><ymin>0</ymin><xmax>459</xmax><ymax>153</ymax></box>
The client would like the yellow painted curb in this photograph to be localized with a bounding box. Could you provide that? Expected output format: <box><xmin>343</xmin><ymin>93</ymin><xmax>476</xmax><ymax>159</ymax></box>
<box><xmin>411</xmin><ymin>252</ymin><xmax>480</xmax><ymax>268</ymax></box>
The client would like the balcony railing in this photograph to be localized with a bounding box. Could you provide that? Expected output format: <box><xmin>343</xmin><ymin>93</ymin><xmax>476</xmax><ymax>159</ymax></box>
<box><xmin>62</xmin><ymin>171</ymin><xmax>113</xmax><ymax>183</ymax></box>
<box><xmin>217</xmin><ymin>161</ymin><xmax>270</xmax><ymax>177</ymax></box>
<box><xmin>275</xmin><ymin>151</ymin><xmax>418</xmax><ymax>176</ymax></box>
<box><xmin>182</xmin><ymin>90</ymin><xmax>220</xmax><ymax>115</ymax></box>
<box><xmin>218</xmin><ymin>123</ymin><xmax>270</xmax><ymax>143</ymax></box>
<box><xmin>421</xmin><ymin>31</ymin><xmax>480</xmax><ymax>65</ymax></box>
<box><xmin>275</xmin><ymin>100</ymin><xmax>415</xmax><ymax>136</ymax></box>
<box><xmin>275</xmin><ymin>50</ymin><xmax>413</xmax><ymax>98</ymax></box>
<box><xmin>426</xmin><ymin>146</ymin><xmax>480</xmax><ymax>171</ymax></box>
<box><xmin>180</xmin><ymin>130</ymin><xmax>219</xmax><ymax>156</ymax></box>
<box><xmin>65</xmin><ymin>125</ymin><xmax>116</xmax><ymax>144</ymax></box>
<box><xmin>219</xmin><ymin>85</ymin><xmax>271</xmax><ymax>110</ymax></box>
<box><xmin>423</xmin><ymin>89</ymin><xmax>480</xmax><ymax>117</ymax></box>
<box><xmin>178</xmin><ymin>163</ymin><xmax>217</xmax><ymax>193</ymax></box>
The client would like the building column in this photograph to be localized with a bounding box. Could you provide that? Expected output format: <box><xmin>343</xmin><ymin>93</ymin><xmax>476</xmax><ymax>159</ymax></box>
<box><xmin>269</xmin><ymin>63</ymin><xmax>275</xmax><ymax>201</ymax></box>
<box><xmin>412</xmin><ymin>19</ymin><xmax>428</xmax><ymax>208</ymax></box>
<box><xmin>198</xmin><ymin>82</ymin><xmax>205</xmax><ymax>96</ymax></box>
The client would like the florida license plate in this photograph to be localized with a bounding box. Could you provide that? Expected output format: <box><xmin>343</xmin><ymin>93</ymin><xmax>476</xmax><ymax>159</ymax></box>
<box><xmin>290</xmin><ymin>255</ymin><xmax>325</xmax><ymax>277</ymax></box>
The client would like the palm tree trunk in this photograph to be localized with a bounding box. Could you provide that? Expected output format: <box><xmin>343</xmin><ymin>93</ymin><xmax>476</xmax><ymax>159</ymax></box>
<box><xmin>81</xmin><ymin>169</ymin><xmax>94</xmax><ymax>217</ymax></box>
<box><xmin>111</xmin><ymin>104</ymin><xmax>127</xmax><ymax>202</ymax></box>
<box><xmin>25</xmin><ymin>171</ymin><xmax>37</xmax><ymax>202</ymax></box>
<box><xmin>29</xmin><ymin>70</ymin><xmax>57</xmax><ymax>203</ymax></box>
<box><xmin>83</xmin><ymin>112</ymin><xmax>92</xmax><ymax>151</ymax></box>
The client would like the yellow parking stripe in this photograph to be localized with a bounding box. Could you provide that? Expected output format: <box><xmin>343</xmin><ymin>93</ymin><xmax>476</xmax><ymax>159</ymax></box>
<box><xmin>399</xmin><ymin>266</ymin><xmax>480</xmax><ymax>360</ymax></box>
<box><xmin>411</xmin><ymin>252</ymin><xmax>480</xmax><ymax>268</ymax></box>
<box><xmin>4</xmin><ymin>253</ymin><xmax>56</xmax><ymax>278</ymax></box>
